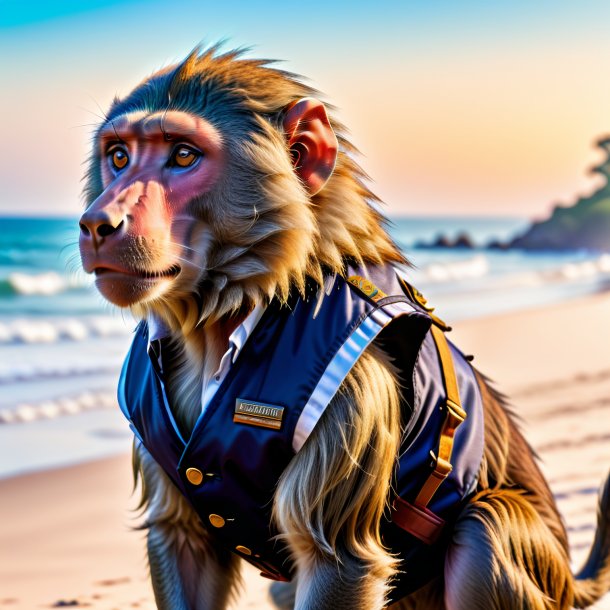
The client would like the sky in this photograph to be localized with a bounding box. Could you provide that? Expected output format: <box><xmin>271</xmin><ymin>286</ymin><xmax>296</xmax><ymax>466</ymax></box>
<box><xmin>2</xmin><ymin>0</ymin><xmax>610</xmax><ymax>219</ymax></box>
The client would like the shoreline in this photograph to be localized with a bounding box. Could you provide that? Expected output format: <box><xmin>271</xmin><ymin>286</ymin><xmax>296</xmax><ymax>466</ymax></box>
<box><xmin>1</xmin><ymin>293</ymin><xmax>610</xmax><ymax>608</ymax></box>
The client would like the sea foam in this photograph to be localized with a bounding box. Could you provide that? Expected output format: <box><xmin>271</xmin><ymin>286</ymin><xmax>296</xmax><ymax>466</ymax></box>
<box><xmin>0</xmin><ymin>316</ymin><xmax>132</xmax><ymax>345</ymax></box>
<box><xmin>7</xmin><ymin>271</ymin><xmax>86</xmax><ymax>296</ymax></box>
<box><xmin>0</xmin><ymin>390</ymin><xmax>118</xmax><ymax>425</ymax></box>
<box><xmin>422</xmin><ymin>255</ymin><xmax>490</xmax><ymax>282</ymax></box>
<box><xmin>417</xmin><ymin>253</ymin><xmax>610</xmax><ymax>289</ymax></box>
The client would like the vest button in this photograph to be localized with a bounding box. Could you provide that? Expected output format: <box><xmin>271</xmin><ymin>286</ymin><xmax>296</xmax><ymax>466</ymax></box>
<box><xmin>185</xmin><ymin>467</ymin><xmax>204</xmax><ymax>486</ymax></box>
<box><xmin>209</xmin><ymin>514</ymin><xmax>225</xmax><ymax>528</ymax></box>
<box><xmin>235</xmin><ymin>545</ymin><xmax>252</xmax><ymax>555</ymax></box>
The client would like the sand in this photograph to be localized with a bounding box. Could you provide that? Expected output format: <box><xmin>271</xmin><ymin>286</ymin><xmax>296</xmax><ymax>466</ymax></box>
<box><xmin>1</xmin><ymin>293</ymin><xmax>609</xmax><ymax>609</ymax></box>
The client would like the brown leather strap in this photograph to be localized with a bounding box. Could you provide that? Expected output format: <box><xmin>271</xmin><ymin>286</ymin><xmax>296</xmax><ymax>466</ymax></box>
<box><xmin>414</xmin><ymin>324</ymin><xmax>467</xmax><ymax>508</ymax></box>
<box><xmin>391</xmin><ymin>495</ymin><xmax>446</xmax><ymax>545</ymax></box>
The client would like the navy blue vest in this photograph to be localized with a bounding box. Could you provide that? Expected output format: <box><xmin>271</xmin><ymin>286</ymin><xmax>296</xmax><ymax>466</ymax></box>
<box><xmin>118</xmin><ymin>265</ymin><xmax>484</xmax><ymax>599</ymax></box>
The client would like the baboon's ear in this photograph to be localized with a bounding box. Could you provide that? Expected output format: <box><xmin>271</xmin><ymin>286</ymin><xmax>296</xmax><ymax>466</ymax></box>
<box><xmin>283</xmin><ymin>98</ymin><xmax>338</xmax><ymax>196</ymax></box>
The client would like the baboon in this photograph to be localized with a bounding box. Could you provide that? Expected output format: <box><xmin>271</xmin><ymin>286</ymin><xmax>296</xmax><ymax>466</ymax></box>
<box><xmin>79</xmin><ymin>46</ymin><xmax>610</xmax><ymax>609</ymax></box>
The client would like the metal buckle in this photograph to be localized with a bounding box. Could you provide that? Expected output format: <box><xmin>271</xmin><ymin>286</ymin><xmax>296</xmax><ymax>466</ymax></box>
<box><xmin>432</xmin><ymin>456</ymin><xmax>453</xmax><ymax>479</ymax></box>
<box><xmin>446</xmin><ymin>398</ymin><xmax>467</xmax><ymax>423</ymax></box>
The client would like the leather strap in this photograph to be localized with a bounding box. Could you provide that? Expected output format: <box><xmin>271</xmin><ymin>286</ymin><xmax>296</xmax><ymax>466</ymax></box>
<box><xmin>414</xmin><ymin>324</ymin><xmax>467</xmax><ymax>507</ymax></box>
<box><xmin>391</xmin><ymin>495</ymin><xmax>446</xmax><ymax>545</ymax></box>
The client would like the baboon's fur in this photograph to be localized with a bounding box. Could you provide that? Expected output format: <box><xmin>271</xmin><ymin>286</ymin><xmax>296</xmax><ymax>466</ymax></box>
<box><xmin>84</xmin><ymin>47</ymin><xmax>610</xmax><ymax>609</ymax></box>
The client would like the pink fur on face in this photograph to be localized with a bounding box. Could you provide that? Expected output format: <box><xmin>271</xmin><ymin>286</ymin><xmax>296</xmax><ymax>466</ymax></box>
<box><xmin>79</xmin><ymin>111</ymin><xmax>225</xmax><ymax>307</ymax></box>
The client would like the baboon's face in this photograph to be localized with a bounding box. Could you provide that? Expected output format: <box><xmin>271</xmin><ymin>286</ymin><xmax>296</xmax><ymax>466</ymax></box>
<box><xmin>79</xmin><ymin>110</ymin><xmax>224</xmax><ymax>308</ymax></box>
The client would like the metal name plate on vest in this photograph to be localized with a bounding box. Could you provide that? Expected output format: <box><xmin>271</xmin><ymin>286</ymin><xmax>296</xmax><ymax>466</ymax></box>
<box><xmin>234</xmin><ymin>399</ymin><xmax>285</xmax><ymax>430</ymax></box>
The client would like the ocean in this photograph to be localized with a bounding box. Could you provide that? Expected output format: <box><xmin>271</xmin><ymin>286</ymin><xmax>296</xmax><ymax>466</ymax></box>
<box><xmin>1</xmin><ymin>214</ymin><xmax>609</xmax><ymax>478</ymax></box>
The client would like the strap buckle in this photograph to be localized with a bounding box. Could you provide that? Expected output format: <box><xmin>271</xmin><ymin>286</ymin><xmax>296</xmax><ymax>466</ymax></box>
<box><xmin>431</xmin><ymin>455</ymin><xmax>453</xmax><ymax>479</ymax></box>
<box><xmin>446</xmin><ymin>398</ymin><xmax>466</xmax><ymax>424</ymax></box>
<box><xmin>441</xmin><ymin>400</ymin><xmax>466</xmax><ymax>446</ymax></box>
<box><xmin>415</xmin><ymin>453</ymin><xmax>454</xmax><ymax>508</ymax></box>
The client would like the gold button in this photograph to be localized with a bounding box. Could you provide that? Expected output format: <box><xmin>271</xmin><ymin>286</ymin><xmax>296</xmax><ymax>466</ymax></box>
<box><xmin>235</xmin><ymin>545</ymin><xmax>252</xmax><ymax>555</ymax></box>
<box><xmin>209</xmin><ymin>514</ymin><xmax>225</xmax><ymax>528</ymax></box>
<box><xmin>185</xmin><ymin>467</ymin><xmax>204</xmax><ymax>486</ymax></box>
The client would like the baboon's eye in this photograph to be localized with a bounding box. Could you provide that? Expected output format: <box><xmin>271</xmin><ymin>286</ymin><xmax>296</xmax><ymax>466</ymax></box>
<box><xmin>107</xmin><ymin>146</ymin><xmax>129</xmax><ymax>171</ymax></box>
<box><xmin>169</xmin><ymin>145</ymin><xmax>201</xmax><ymax>169</ymax></box>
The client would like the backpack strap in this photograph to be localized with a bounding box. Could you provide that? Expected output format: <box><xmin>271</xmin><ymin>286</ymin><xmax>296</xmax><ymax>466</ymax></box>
<box><xmin>391</xmin><ymin>286</ymin><xmax>468</xmax><ymax>544</ymax></box>
<box><xmin>414</xmin><ymin>324</ymin><xmax>467</xmax><ymax>507</ymax></box>
<box><xmin>346</xmin><ymin>273</ymin><xmax>468</xmax><ymax>544</ymax></box>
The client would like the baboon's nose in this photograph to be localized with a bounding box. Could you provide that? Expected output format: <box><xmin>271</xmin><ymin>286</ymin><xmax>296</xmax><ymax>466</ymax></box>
<box><xmin>79</xmin><ymin>209</ymin><xmax>125</xmax><ymax>241</ymax></box>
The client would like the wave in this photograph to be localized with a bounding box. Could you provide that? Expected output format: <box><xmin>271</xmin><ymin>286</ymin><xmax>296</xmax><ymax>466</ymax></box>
<box><xmin>417</xmin><ymin>253</ymin><xmax>610</xmax><ymax>288</ymax></box>
<box><xmin>514</xmin><ymin>254</ymin><xmax>610</xmax><ymax>286</ymax></box>
<box><xmin>0</xmin><ymin>390</ymin><xmax>118</xmax><ymax>425</ymax></box>
<box><xmin>0</xmin><ymin>247</ymin><xmax>76</xmax><ymax>267</ymax></box>
<box><xmin>0</xmin><ymin>363</ymin><xmax>119</xmax><ymax>385</ymax></box>
<box><xmin>556</xmin><ymin>254</ymin><xmax>610</xmax><ymax>280</ymax></box>
<box><xmin>420</xmin><ymin>255</ymin><xmax>490</xmax><ymax>282</ymax></box>
<box><xmin>0</xmin><ymin>316</ymin><xmax>132</xmax><ymax>344</ymax></box>
<box><xmin>0</xmin><ymin>271</ymin><xmax>88</xmax><ymax>297</ymax></box>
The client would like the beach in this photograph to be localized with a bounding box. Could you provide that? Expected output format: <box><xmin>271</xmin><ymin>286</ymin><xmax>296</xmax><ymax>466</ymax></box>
<box><xmin>0</xmin><ymin>292</ymin><xmax>609</xmax><ymax>609</ymax></box>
